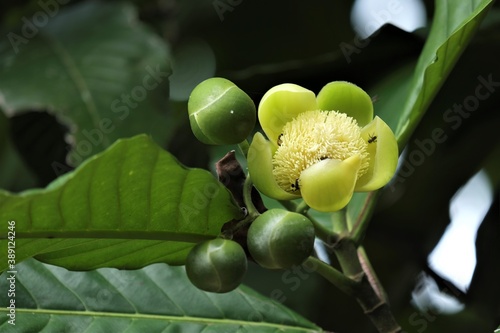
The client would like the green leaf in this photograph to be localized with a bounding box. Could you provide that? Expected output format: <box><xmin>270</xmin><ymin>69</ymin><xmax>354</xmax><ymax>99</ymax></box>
<box><xmin>348</xmin><ymin>0</ymin><xmax>494</xmax><ymax>231</ymax></box>
<box><xmin>0</xmin><ymin>259</ymin><xmax>322</xmax><ymax>333</ymax></box>
<box><xmin>0</xmin><ymin>1</ymin><xmax>173</xmax><ymax>167</ymax></box>
<box><xmin>370</xmin><ymin>61</ymin><xmax>416</xmax><ymax>135</ymax></box>
<box><xmin>0</xmin><ymin>135</ymin><xmax>243</xmax><ymax>271</ymax></box>
<box><xmin>388</xmin><ymin>0</ymin><xmax>495</xmax><ymax>147</ymax></box>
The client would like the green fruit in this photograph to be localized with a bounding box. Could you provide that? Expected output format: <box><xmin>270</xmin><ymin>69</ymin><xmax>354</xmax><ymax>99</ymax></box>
<box><xmin>186</xmin><ymin>238</ymin><xmax>247</xmax><ymax>293</ymax></box>
<box><xmin>247</xmin><ymin>209</ymin><xmax>315</xmax><ymax>269</ymax></box>
<box><xmin>188</xmin><ymin>77</ymin><xmax>256</xmax><ymax>145</ymax></box>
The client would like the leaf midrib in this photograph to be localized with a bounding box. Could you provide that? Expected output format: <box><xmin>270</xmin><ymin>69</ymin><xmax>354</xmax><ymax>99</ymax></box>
<box><xmin>0</xmin><ymin>308</ymin><xmax>321</xmax><ymax>332</ymax></box>
<box><xmin>10</xmin><ymin>231</ymin><xmax>216</xmax><ymax>242</ymax></box>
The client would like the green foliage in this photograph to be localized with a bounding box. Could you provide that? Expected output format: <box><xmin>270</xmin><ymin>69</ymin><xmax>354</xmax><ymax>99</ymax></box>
<box><xmin>0</xmin><ymin>259</ymin><xmax>321</xmax><ymax>333</ymax></box>
<box><xmin>0</xmin><ymin>0</ymin><xmax>499</xmax><ymax>332</ymax></box>
<box><xmin>346</xmin><ymin>0</ymin><xmax>495</xmax><ymax>233</ymax></box>
<box><xmin>0</xmin><ymin>1</ymin><xmax>172</xmax><ymax>169</ymax></box>
<box><xmin>0</xmin><ymin>135</ymin><xmax>243</xmax><ymax>270</ymax></box>
<box><xmin>379</xmin><ymin>0</ymin><xmax>495</xmax><ymax>146</ymax></box>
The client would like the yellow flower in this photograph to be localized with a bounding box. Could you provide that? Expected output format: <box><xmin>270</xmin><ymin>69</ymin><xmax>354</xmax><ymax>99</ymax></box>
<box><xmin>247</xmin><ymin>81</ymin><xmax>398</xmax><ymax>212</ymax></box>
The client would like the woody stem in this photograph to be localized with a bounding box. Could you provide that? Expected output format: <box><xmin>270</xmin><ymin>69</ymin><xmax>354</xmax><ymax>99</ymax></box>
<box><xmin>326</xmin><ymin>208</ymin><xmax>402</xmax><ymax>333</ymax></box>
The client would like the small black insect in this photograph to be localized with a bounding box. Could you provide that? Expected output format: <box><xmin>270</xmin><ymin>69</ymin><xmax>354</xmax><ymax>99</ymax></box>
<box><xmin>368</xmin><ymin>134</ymin><xmax>377</xmax><ymax>144</ymax></box>
<box><xmin>291</xmin><ymin>178</ymin><xmax>300</xmax><ymax>191</ymax></box>
<box><xmin>320</xmin><ymin>156</ymin><xmax>329</xmax><ymax>161</ymax></box>
<box><xmin>277</xmin><ymin>133</ymin><xmax>284</xmax><ymax>146</ymax></box>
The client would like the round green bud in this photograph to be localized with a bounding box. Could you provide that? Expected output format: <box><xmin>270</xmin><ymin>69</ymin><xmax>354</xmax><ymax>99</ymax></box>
<box><xmin>316</xmin><ymin>81</ymin><xmax>374</xmax><ymax>127</ymax></box>
<box><xmin>188</xmin><ymin>77</ymin><xmax>256</xmax><ymax>145</ymax></box>
<box><xmin>185</xmin><ymin>238</ymin><xmax>247</xmax><ymax>293</ymax></box>
<box><xmin>247</xmin><ymin>209</ymin><xmax>315</xmax><ymax>270</ymax></box>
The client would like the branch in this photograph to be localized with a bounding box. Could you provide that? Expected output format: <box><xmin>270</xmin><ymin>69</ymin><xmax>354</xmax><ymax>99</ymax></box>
<box><xmin>332</xmin><ymin>236</ymin><xmax>402</xmax><ymax>333</ymax></box>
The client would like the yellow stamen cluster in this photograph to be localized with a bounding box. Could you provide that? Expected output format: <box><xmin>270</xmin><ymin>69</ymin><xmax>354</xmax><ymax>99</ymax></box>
<box><xmin>272</xmin><ymin>110</ymin><xmax>370</xmax><ymax>193</ymax></box>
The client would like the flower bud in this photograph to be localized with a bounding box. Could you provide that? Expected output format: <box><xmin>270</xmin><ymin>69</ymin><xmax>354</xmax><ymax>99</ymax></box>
<box><xmin>188</xmin><ymin>77</ymin><xmax>256</xmax><ymax>145</ymax></box>
<box><xmin>185</xmin><ymin>238</ymin><xmax>247</xmax><ymax>293</ymax></box>
<box><xmin>247</xmin><ymin>209</ymin><xmax>315</xmax><ymax>269</ymax></box>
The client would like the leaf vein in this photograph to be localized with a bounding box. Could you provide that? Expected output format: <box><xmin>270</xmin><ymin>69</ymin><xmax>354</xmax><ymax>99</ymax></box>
<box><xmin>143</xmin><ymin>269</ymin><xmax>187</xmax><ymax>316</ymax></box>
<box><xmin>87</xmin><ymin>155</ymin><xmax>101</xmax><ymax>230</ymax></box>
<box><xmin>175</xmin><ymin>171</ymin><xmax>190</xmax><ymax>231</ymax></box>
<box><xmin>148</xmin><ymin>146</ymin><xmax>161</xmax><ymax>231</ymax></box>
<box><xmin>96</xmin><ymin>270</ymin><xmax>139</xmax><ymax>313</ymax></box>
<box><xmin>5</xmin><ymin>308</ymin><xmax>321</xmax><ymax>332</ymax></box>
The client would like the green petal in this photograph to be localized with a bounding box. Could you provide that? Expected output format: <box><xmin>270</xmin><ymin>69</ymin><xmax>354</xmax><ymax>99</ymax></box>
<box><xmin>300</xmin><ymin>155</ymin><xmax>361</xmax><ymax>212</ymax></box>
<box><xmin>355</xmin><ymin>116</ymin><xmax>399</xmax><ymax>191</ymax></box>
<box><xmin>258</xmin><ymin>84</ymin><xmax>318</xmax><ymax>146</ymax></box>
<box><xmin>248</xmin><ymin>132</ymin><xmax>301</xmax><ymax>200</ymax></box>
<box><xmin>316</xmin><ymin>81</ymin><xmax>373</xmax><ymax>127</ymax></box>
